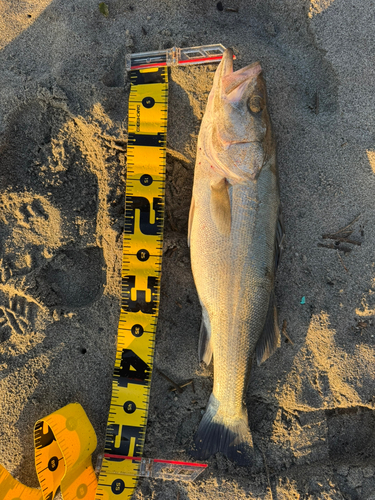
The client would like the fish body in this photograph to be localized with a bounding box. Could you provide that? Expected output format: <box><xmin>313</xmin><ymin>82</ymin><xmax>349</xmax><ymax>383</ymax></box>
<box><xmin>189</xmin><ymin>49</ymin><xmax>282</xmax><ymax>463</ymax></box>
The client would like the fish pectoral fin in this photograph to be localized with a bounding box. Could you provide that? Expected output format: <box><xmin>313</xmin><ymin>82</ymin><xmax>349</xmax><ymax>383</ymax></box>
<box><xmin>210</xmin><ymin>177</ymin><xmax>231</xmax><ymax>236</ymax></box>
<box><xmin>187</xmin><ymin>195</ymin><xmax>195</xmax><ymax>247</ymax></box>
<box><xmin>198</xmin><ymin>303</ymin><xmax>213</xmax><ymax>365</ymax></box>
<box><xmin>255</xmin><ymin>291</ymin><xmax>280</xmax><ymax>365</ymax></box>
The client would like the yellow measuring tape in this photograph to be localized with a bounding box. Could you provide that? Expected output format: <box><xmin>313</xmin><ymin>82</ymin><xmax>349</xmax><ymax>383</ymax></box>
<box><xmin>0</xmin><ymin>67</ymin><xmax>168</xmax><ymax>500</ymax></box>
<box><xmin>96</xmin><ymin>66</ymin><xmax>168</xmax><ymax>499</ymax></box>
<box><xmin>0</xmin><ymin>403</ymin><xmax>97</xmax><ymax>500</ymax></box>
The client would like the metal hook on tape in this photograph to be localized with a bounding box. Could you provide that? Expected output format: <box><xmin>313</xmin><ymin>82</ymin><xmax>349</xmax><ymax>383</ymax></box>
<box><xmin>126</xmin><ymin>43</ymin><xmax>234</xmax><ymax>70</ymax></box>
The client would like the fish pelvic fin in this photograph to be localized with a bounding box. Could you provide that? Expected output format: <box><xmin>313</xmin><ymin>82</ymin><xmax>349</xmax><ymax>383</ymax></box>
<box><xmin>198</xmin><ymin>302</ymin><xmax>212</xmax><ymax>365</ymax></box>
<box><xmin>210</xmin><ymin>177</ymin><xmax>231</xmax><ymax>236</ymax></box>
<box><xmin>192</xmin><ymin>395</ymin><xmax>254</xmax><ymax>465</ymax></box>
<box><xmin>255</xmin><ymin>291</ymin><xmax>280</xmax><ymax>365</ymax></box>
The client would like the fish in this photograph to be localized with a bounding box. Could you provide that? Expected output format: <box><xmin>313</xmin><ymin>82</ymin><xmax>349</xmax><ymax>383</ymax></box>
<box><xmin>188</xmin><ymin>48</ymin><xmax>283</xmax><ymax>464</ymax></box>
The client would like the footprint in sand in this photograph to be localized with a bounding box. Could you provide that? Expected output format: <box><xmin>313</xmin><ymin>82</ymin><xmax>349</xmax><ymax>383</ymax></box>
<box><xmin>0</xmin><ymin>100</ymin><xmax>126</xmax><ymax>359</ymax></box>
<box><xmin>0</xmin><ymin>191</ymin><xmax>105</xmax><ymax>354</ymax></box>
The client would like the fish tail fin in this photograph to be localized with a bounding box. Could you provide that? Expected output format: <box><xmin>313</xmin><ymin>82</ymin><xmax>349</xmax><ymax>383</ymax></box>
<box><xmin>192</xmin><ymin>395</ymin><xmax>253</xmax><ymax>465</ymax></box>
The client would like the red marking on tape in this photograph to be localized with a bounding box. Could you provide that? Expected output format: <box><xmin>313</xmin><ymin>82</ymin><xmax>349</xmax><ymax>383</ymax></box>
<box><xmin>131</xmin><ymin>53</ymin><xmax>235</xmax><ymax>70</ymax></box>
<box><xmin>104</xmin><ymin>453</ymin><xmax>207</xmax><ymax>468</ymax></box>
<box><xmin>178</xmin><ymin>56</ymin><xmax>224</xmax><ymax>65</ymax></box>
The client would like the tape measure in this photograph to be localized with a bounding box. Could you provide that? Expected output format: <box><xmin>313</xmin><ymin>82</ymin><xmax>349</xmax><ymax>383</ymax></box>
<box><xmin>95</xmin><ymin>65</ymin><xmax>169</xmax><ymax>500</ymax></box>
<box><xmin>0</xmin><ymin>403</ymin><xmax>97</xmax><ymax>500</ymax></box>
<box><xmin>0</xmin><ymin>44</ymin><xmax>227</xmax><ymax>500</ymax></box>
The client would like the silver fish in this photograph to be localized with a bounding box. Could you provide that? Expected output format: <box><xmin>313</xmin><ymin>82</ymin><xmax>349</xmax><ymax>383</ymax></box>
<box><xmin>188</xmin><ymin>49</ymin><xmax>283</xmax><ymax>463</ymax></box>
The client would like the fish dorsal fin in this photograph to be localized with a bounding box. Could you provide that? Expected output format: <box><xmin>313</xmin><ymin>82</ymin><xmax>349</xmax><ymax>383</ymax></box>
<box><xmin>187</xmin><ymin>196</ymin><xmax>195</xmax><ymax>247</ymax></box>
<box><xmin>210</xmin><ymin>178</ymin><xmax>231</xmax><ymax>236</ymax></box>
<box><xmin>255</xmin><ymin>291</ymin><xmax>280</xmax><ymax>365</ymax></box>
<box><xmin>256</xmin><ymin>208</ymin><xmax>283</xmax><ymax>365</ymax></box>
<box><xmin>198</xmin><ymin>303</ymin><xmax>213</xmax><ymax>365</ymax></box>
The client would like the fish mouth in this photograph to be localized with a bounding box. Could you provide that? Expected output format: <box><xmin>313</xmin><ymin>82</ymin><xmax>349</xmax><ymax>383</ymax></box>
<box><xmin>219</xmin><ymin>48</ymin><xmax>235</xmax><ymax>79</ymax></box>
<box><xmin>220</xmin><ymin>49</ymin><xmax>262</xmax><ymax>98</ymax></box>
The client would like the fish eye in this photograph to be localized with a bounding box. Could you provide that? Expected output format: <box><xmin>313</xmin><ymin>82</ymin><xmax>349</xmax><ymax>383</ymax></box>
<box><xmin>248</xmin><ymin>95</ymin><xmax>264</xmax><ymax>114</ymax></box>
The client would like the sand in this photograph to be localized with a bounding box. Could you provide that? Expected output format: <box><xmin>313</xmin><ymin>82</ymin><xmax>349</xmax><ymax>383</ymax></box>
<box><xmin>1</xmin><ymin>0</ymin><xmax>375</xmax><ymax>498</ymax></box>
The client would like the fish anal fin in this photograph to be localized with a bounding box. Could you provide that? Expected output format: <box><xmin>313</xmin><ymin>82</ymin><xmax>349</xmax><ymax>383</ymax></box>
<box><xmin>256</xmin><ymin>291</ymin><xmax>280</xmax><ymax>365</ymax></box>
<box><xmin>210</xmin><ymin>177</ymin><xmax>231</xmax><ymax>236</ymax></box>
<box><xmin>198</xmin><ymin>303</ymin><xmax>212</xmax><ymax>365</ymax></box>
<box><xmin>188</xmin><ymin>195</ymin><xmax>195</xmax><ymax>247</ymax></box>
<box><xmin>198</xmin><ymin>321</ymin><xmax>213</xmax><ymax>366</ymax></box>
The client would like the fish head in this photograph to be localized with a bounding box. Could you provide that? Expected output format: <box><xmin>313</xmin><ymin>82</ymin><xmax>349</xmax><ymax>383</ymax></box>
<box><xmin>204</xmin><ymin>48</ymin><xmax>273</xmax><ymax>182</ymax></box>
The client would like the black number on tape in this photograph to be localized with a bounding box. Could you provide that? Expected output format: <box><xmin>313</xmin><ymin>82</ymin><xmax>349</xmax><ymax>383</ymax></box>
<box><xmin>114</xmin><ymin>349</ymin><xmax>150</xmax><ymax>387</ymax></box>
<box><xmin>131</xmin><ymin>324</ymin><xmax>144</xmax><ymax>337</ymax></box>
<box><xmin>125</xmin><ymin>196</ymin><xmax>163</xmax><ymax>235</ymax></box>
<box><xmin>128</xmin><ymin>132</ymin><xmax>165</xmax><ymax>147</ymax></box>
<box><xmin>140</xmin><ymin>174</ymin><xmax>153</xmax><ymax>186</ymax></box>
<box><xmin>137</xmin><ymin>249</ymin><xmax>150</xmax><ymax>261</ymax></box>
<box><xmin>124</xmin><ymin>401</ymin><xmax>136</xmax><ymax>414</ymax></box>
<box><xmin>142</xmin><ymin>96</ymin><xmax>155</xmax><ymax>108</ymax></box>
<box><xmin>48</xmin><ymin>456</ymin><xmax>59</xmax><ymax>471</ymax></box>
<box><xmin>122</xmin><ymin>276</ymin><xmax>158</xmax><ymax>314</ymax></box>
<box><xmin>106</xmin><ymin>424</ymin><xmax>143</xmax><ymax>456</ymax></box>
<box><xmin>111</xmin><ymin>479</ymin><xmax>125</xmax><ymax>495</ymax></box>
<box><xmin>35</xmin><ymin>422</ymin><xmax>56</xmax><ymax>449</ymax></box>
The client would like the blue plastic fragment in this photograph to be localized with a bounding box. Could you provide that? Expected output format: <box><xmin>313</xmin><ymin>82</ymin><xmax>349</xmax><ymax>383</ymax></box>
<box><xmin>300</xmin><ymin>296</ymin><xmax>306</xmax><ymax>305</ymax></box>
